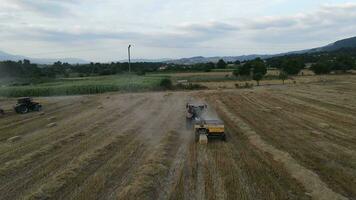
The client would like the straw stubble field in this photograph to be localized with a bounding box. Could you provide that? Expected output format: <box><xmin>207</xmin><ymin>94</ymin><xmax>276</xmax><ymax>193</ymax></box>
<box><xmin>0</xmin><ymin>75</ymin><xmax>355</xmax><ymax>200</ymax></box>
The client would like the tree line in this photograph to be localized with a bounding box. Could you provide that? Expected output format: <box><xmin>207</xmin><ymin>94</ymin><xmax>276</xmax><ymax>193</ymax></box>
<box><xmin>0</xmin><ymin>59</ymin><xmax>230</xmax><ymax>79</ymax></box>
<box><xmin>0</xmin><ymin>60</ymin><xmax>166</xmax><ymax>78</ymax></box>
<box><xmin>266</xmin><ymin>48</ymin><xmax>356</xmax><ymax>74</ymax></box>
<box><xmin>1</xmin><ymin>48</ymin><xmax>355</xmax><ymax>81</ymax></box>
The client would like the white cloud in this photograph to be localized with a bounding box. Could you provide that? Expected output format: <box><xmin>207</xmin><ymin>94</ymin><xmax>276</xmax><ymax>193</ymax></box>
<box><xmin>0</xmin><ymin>1</ymin><xmax>356</xmax><ymax>61</ymax></box>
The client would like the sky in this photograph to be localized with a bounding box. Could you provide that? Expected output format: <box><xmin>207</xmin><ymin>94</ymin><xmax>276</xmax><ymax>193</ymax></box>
<box><xmin>1</xmin><ymin>0</ymin><xmax>356</xmax><ymax>62</ymax></box>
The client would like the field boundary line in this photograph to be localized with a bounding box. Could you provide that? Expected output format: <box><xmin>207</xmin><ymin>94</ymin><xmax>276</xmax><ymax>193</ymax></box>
<box><xmin>215</xmin><ymin>100</ymin><xmax>348</xmax><ymax>200</ymax></box>
<box><xmin>157</xmin><ymin>138</ymin><xmax>188</xmax><ymax>200</ymax></box>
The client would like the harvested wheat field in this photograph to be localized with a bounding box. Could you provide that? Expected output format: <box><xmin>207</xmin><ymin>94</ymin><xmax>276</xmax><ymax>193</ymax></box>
<box><xmin>1</xmin><ymin>76</ymin><xmax>356</xmax><ymax>200</ymax></box>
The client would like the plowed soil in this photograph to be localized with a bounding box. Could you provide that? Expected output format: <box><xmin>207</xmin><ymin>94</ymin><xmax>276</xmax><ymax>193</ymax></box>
<box><xmin>1</xmin><ymin>75</ymin><xmax>355</xmax><ymax>200</ymax></box>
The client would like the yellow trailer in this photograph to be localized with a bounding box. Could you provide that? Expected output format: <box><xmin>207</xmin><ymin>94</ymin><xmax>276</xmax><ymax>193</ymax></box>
<box><xmin>194</xmin><ymin>119</ymin><xmax>226</xmax><ymax>142</ymax></box>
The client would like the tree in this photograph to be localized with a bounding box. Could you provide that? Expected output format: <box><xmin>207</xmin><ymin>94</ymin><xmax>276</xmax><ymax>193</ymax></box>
<box><xmin>252</xmin><ymin>58</ymin><xmax>267</xmax><ymax>75</ymax></box>
<box><xmin>234</xmin><ymin>60</ymin><xmax>241</xmax><ymax>65</ymax></box>
<box><xmin>281</xmin><ymin>59</ymin><xmax>304</xmax><ymax>75</ymax></box>
<box><xmin>233</xmin><ymin>68</ymin><xmax>240</xmax><ymax>77</ymax></box>
<box><xmin>278</xmin><ymin>71</ymin><xmax>288</xmax><ymax>84</ymax></box>
<box><xmin>160</xmin><ymin>78</ymin><xmax>173</xmax><ymax>89</ymax></box>
<box><xmin>216</xmin><ymin>59</ymin><xmax>227</xmax><ymax>69</ymax></box>
<box><xmin>205</xmin><ymin>62</ymin><xmax>215</xmax><ymax>72</ymax></box>
<box><xmin>237</xmin><ymin>64</ymin><xmax>251</xmax><ymax>76</ymax></box>
<box><xmin>310</xmin><ymin>61</ymin><xmax>332</xmax><ymax>74</ymax></box>
<box><xmin>332</xmin><ymin>55</ymin><xmax>355</xmax><ymax>72</ymax></box>
<box><xmin>235</xmin><ymin>58</ymin><xmax>267</xmax><ymax>76</ymax></box>
<box><xmin>253</xmin><ymin>73</ymin><xmax>263</xmax><ymax>86</ymax></box>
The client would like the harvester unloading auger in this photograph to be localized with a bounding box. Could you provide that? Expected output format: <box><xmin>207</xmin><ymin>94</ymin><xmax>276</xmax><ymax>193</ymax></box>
<box><xmin>186</xmin><ymin>103</ymin><xmax>226</xmax><ymax>144</ymax></box>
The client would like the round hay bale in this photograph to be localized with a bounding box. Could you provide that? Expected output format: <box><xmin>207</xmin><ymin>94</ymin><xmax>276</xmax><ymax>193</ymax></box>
<box><xmin>275</xmin><ymin>107</ymin><xmax>282</xmax><ymax>110</ymax></box>
<box><xmin>39</xmin><ymin>112</ymin><xmax>45</xmax><ymax>116</ymax></box>
<box><xmin>47</xmin><ymin>123</ymin><xmax>57</xmax><ymax>128</ymax></box>
<box><xmin>97</xmin><ymin>106</ymin><xmax>104</xmax><ymax>109</ymax></box>
<box><xmin>7</xmin><ymin>136</ymin><xmax>21</xmax><ymax>143</ymax></box>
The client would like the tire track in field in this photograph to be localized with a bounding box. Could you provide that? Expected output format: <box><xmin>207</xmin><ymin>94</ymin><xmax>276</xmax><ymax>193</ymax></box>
<box><xmin>0</xmin><ymin>96</ymin><xmax>151</xmax><ymax>199</ymax></box>
<box><xmin>116</xmin><ymin>131</ymin><xmax>181</xmax><ymax>200</ymax></box>
<box><xmin>0</xmin><ymin>95</ymin><xmax>147</xmax><ymax>174</ymax></box>
<box><xmin>0</xmin><ymin>97</ymin><xmax>91</xmax><ymax>136</ymax></box>
<box><xmin>71</xmin><ymin>139</ymin><xmax>146</xmax><ymax>200</ymax></box>
<box><xmin>107</xmin><ymin>93</ymin><xmax>188</xmax><ymax>200</ymax></box>
<box><xmin>24</xmin><ymin>133</ymin><xmax>137</xmax><ymax>200</ymax></box>
<box><xmin>157</xmin><ymin>133</ymin><xmax>190</xmax><ymax>200</ymax></box>
<box><xmin>15</xmin><ymin>94</ymin><xmax>154</xmax><ymax>200</ymax></box>
<box><xmin>0</xmin><ymin>101</ymin><xmax>65</xmax><ymax>128</ymax></box>
<box><xmin>41</xmin><ymin>95</ymin><xmax>159</xmax><ymax>199</ymax></box>
<box><xmin>255</xmin><ymin>92</ymin><xmax>356</xmax><ymax>146</ymax></box>
<box><xmin>205</xmin><ymin>144</ymin><xmax>227</xmax><ymax>200</ymax></box>
<box><xmin>168</xmin><ymin>140</ymin><xmax>198</xmax><ymax>200</ymax></box>
<box><xmin>67</xmin><ymin>94</ymin><xmax>175</xmax><ymax>200</ymax></box>
<box><xmin>195</xmin><ymin>145</ymin><xmax>206</xmax><ymax>200</ymax></box>
<box><xmin>216</xmin><ymin>100</ymin><xmax>348</xmax><ymax>200</ymax></box>
<box><xmin>219</xmin><ymin>92</ymin><xmax>356</xmax><ymax>198</ymax></box>
<box><xmin>0</xmin><ymin>98</ymin><xmax>99</xmax><ymax>157</ymax></box>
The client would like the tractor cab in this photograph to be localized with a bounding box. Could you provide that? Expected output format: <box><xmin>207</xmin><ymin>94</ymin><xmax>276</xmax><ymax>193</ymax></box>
<box><xmin>186</xmin><ymin>103</ymin><xmax>207</xmax><ymax>120</ymax></box>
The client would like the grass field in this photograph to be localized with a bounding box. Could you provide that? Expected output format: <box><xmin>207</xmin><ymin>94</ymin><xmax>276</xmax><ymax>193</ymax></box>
<box><xmin>0</xmin><ymin>75</ymin><xmax>355</xmax><ymax>199</ymax></box>
<box><xmin>0</xmin><ymin>75</ymin><xmax>167</xmax><ymax>97</ymax></box>
<box><xmin>156</xmin><ymin>69</ymin><xmax>315</xmax><ymax>84</ymax></box>
<box><xmin>0</xmin><ymin>70</ymin><xmax>319</xmax><ymax>97</ymax></box>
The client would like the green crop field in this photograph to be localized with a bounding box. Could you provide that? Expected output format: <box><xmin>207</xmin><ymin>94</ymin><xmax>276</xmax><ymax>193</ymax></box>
<box><xmin>0</xmin><ymin>75</ymin><xmax>167</xmax><ymax>97</ymax></box>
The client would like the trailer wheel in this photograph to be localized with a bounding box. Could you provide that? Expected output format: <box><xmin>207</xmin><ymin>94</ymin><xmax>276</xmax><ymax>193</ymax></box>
<box><xmin>195</xmin><ymin>131</ymin><xmax>200</xmax><ymax>142</ymax></box>
<box><xmin>221</xmin><ymin>134</ymin><xmax>226</xmax><ymax>141</ymax></box>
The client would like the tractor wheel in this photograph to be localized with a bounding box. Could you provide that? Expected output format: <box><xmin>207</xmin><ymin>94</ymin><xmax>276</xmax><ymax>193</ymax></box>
<box><xmin>34</xmin><ymin>104</ymin><xmax>42</xmax><ymax>112</ymax></box>
<box><xmin>17</xmin><ymin>106</ymin><xmax>29</xmax><ymax>114</ymax></box>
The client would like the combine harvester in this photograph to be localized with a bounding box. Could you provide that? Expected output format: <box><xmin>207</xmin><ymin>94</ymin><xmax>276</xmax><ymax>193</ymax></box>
<box><xmin>186</xmin><ymin>103</ymin><xmax>226</xmax><ymax>144</ymax></box>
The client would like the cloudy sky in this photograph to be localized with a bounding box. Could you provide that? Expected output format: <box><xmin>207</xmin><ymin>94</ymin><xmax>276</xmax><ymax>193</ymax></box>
<box><xmin>1</xmin><ymin>0</ymin><xmax>356</xmax><ymax>62</ymax></box>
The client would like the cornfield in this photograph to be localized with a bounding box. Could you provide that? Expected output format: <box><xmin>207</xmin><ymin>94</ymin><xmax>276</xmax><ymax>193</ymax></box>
<box><xmin>0</xmin><ymin>75</ymin><xmax>166</xmax><ymax>97</ymax></box>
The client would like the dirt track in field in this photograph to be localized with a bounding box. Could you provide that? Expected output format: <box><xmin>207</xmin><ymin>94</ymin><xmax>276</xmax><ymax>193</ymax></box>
<box><xmin>1</xmin><ymin>75</ymin><xmax>356</xmax><ymax>200</ymax></box>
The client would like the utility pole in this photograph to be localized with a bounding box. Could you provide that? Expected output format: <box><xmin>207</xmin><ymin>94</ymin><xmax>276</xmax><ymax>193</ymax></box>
<box><xmin>128</xmin><ymin>44</ymin><xmax>132</xmax><ymax>74</ymax></box>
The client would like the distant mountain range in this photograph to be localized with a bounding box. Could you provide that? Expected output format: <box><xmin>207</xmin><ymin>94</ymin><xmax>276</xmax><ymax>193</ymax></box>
<box><xmin>165</xmin><ymin>36</ymin><xmax>356</xmax><ymax>64</ymax></box>
<box><xmin>119</xmin><ymin>58</ymin><xmax>171</xmax><ymax>63</ymax></box>
<box><xmin>310</xmin><ymin>36</ymin><xmax>356</xmax><ymax>52</ymax></box>
<box><xmin>1</xmin><ymin>36</ymin><xmax>356</xmax><ymax>65</ymax></box>
<box><xmin>165</xmin><ymin>55</ymin><xmax>272</xmax><ymax>65</ymax></box>
<box><xmin>0</xmin><ymin>50</ymin><xmax>88</xmax><ymax>64</ymax></box>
